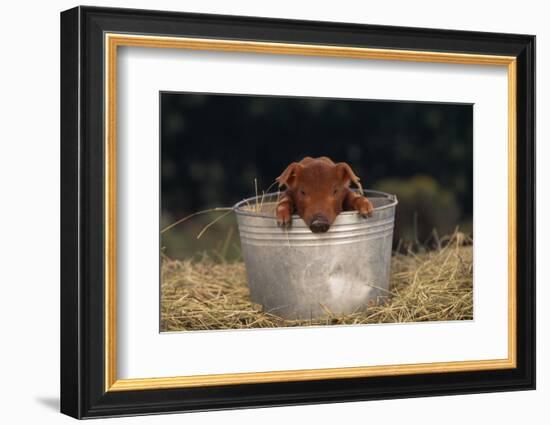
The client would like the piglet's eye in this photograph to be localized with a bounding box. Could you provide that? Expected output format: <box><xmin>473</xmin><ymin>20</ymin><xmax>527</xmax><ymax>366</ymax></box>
<box><xmin>300</xmin><ymin>190</ymin><xmax>306</xmax><ymax>196</ymax></box>
<box><xmin>333</xmin><ymin>188</ymin><xmax>338</xmax><ymax>195</ymax></box>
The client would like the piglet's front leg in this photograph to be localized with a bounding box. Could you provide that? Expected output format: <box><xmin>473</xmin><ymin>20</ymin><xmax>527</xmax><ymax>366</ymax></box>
<box><xmin>276</xmin><ymin>192</ymin><xmax>294</xmax><ymax>227</ymax></box>
<box><xmin>344</xmin><ymin>190</ymin><xmax>374</xmax><ymax>217</ymax></box>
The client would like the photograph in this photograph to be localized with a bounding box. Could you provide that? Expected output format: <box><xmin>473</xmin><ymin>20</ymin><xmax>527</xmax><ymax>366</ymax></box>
<box><xmin>160</xmin><ymin>92</ymin><xmax>474</xmax><ymax>331</ymax></box>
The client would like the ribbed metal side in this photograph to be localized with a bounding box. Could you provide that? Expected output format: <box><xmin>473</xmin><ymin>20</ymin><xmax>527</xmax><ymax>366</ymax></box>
<box><xmin>234</xmin><ymin>190</ymin><xmax>397</xmax><ymax>319</ymax></box>
<box><xmin>238</xmin><ymin>217</ymin><xmax>395</xmax><ymax>247</ymax></box>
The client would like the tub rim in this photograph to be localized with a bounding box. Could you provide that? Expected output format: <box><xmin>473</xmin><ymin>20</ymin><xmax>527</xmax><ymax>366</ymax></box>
<box><xmin>233</xmin><ymin>189</ymin><xmax>398</xmax><ymax>219</ymax></box>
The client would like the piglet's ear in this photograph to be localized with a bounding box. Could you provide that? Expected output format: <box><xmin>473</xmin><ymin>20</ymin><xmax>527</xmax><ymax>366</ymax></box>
<box><xmin>336</xmin><ymin>162</ymin><xmax>364</xmax><ymax>194</ymax></box>
<box><xmin>276</xmin><ymin>162</ymin><xmax>302</xmax><ymax>189</ymax></box>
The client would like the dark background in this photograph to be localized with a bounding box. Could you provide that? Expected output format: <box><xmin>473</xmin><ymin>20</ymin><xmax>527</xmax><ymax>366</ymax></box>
<box><xmin>161</xmin><ymin>92</ymin><xmax>472</xmax><ymax>260</ymax></box>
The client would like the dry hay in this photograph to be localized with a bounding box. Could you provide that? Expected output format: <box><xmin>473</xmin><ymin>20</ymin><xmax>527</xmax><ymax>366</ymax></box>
<box><xmin>161</xmin><ymin>233</ymin><xmax>473</xmax><ymax>331</ymax></box>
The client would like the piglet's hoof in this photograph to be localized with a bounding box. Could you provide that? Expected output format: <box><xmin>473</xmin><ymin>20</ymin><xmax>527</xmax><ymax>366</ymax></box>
<box><xmin>276</xmin><ymin>214</ymin><xmax>292</xmax><ymax>228</ymax></box>
<box><xmin>276</xmin><ymin>205</ymin><xmax>292</xmax><ymax>228</ymax></box>
<box><xmin>356</xmin><ymin>197</ymin><xmax>374</xmax><ymax>218</ymax></box>
<box><xmin>277</xmin><ymin>219</ymin><xmax>292</xmax><ymax>228</ymax></box>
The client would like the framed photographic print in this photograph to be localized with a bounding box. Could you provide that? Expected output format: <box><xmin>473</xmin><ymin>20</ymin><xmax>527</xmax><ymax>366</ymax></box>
<box><xmin>60</xmin><ymin>6</ymin><xmax>535</xmax><ymax>419</ymax></box>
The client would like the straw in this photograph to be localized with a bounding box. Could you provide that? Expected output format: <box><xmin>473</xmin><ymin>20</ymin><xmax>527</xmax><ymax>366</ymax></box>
<box><xmin>161</xmin><ymin>230</ymin><xmax>473</xmax><ymax>331</ymax></box>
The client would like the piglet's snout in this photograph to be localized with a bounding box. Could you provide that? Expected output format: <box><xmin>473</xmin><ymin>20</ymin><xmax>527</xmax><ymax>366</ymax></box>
<box><xmin>309</xmin><ymin>214</ymin><xmax>330</xmax><ymax>233</ymax></box>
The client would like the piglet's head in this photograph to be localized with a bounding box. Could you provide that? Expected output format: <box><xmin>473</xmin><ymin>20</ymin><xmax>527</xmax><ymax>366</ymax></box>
<box><xmin>276</xmin><ymin>158</ymin><xmax>362</xmax><ymax>233</ymax></box>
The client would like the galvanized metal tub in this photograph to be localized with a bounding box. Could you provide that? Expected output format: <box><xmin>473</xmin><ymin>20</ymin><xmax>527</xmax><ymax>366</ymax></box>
<box><xmin>233</xmin><ymin>190</ymin><xmax>398</xmax><ymax>320</ymax></box>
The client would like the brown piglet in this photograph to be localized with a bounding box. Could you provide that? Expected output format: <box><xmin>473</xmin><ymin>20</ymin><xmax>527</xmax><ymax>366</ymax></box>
<box><xmin>275</xmin><ymin>156</ymin><xmax>374</xmax><ymax>233</ymax></box>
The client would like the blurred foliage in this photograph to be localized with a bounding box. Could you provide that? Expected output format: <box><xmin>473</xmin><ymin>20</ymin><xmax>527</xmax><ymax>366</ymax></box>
<box><xmin>161</xmin><ymin>93</ymin><xmax>472</xmax><ymax>259</ymax></box>
<box><xmin>374</xmin><ymin>176</ymin><xmax>461</xmax><ymax>251</ymax></box>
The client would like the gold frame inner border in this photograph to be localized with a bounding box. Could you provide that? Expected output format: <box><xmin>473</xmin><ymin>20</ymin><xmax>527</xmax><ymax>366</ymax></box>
<box><xmin>104</xmin><ymin>33</ymin><xmax>517</xmax><ymax>392</ymax></box>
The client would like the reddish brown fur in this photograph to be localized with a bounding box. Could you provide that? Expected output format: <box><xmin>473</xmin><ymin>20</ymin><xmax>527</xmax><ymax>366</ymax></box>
<box><xmin>275</xmin><ymin>157</ymin><xmax>373</xmax><ymax>232</ymax></box>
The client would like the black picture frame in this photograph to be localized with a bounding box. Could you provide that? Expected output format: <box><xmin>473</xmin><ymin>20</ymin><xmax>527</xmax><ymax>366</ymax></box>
<box><xmin>60</xmin><ymin>5</ymin><xmax>535</xmax><ymax>419</ymax></box>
